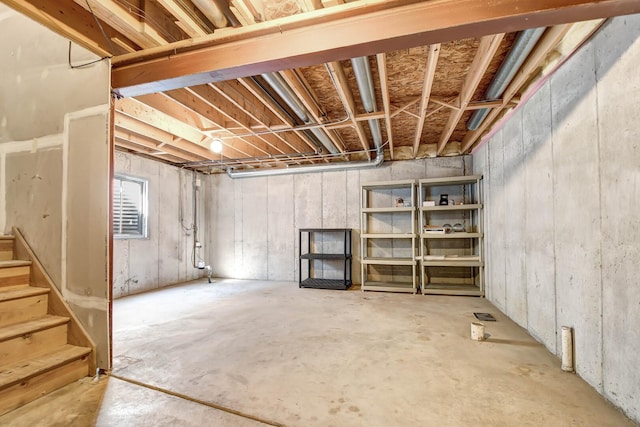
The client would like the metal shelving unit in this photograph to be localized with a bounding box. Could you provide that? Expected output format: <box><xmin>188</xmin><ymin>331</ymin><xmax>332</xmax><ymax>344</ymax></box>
<box><xmin>360</xmin><ymin>180</ymin><xmax>417</xmax><ymax>293</ymax></box>
<box><xmin>299</xmin><ymin>228</ymin><xmax>352</xmax><ymax>290</ymax></box>
<box><xmin>417</xmin><ymin>176</ymin><xmax>484</xmax><ymax>296</ymax></box>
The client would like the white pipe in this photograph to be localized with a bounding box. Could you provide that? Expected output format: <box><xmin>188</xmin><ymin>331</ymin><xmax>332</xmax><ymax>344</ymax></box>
<box><xmin>227</xmin><ymin>148</ymin><xmax>384</xmax><ymax>178</ymax></box>
<box><xmin>561</xmin><ymin>326</ymin><xmax>574</xmax><ymax>372</ymax></box>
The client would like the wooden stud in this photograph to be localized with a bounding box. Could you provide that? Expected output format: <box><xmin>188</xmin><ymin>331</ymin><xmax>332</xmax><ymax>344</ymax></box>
<box><xmin>376</xmin><ymin>53</ymin><xmax>394</xmax><ymax>159</ymax></box>
<box><xmin>460</xmin><ymin>24</ymin><xmax>572</xmax><ymax>152</ymax></box>
<box><xmin>236</xmin><ymin>77</ymin><xmax>323</xmax><ymax>155</ymax></box>
<box><xmin>156</xmin><ymin>0</ymin><xmax>208</xmax><ymax>37</ymax></box>
<box><xmin>326</xmin><ymin>61</ymin><xmax>371</xmax><ymax>158</ymax></box>
<box><xmin>412</xmin><ymin>44</ymin><xmax>440</xmax><ymax>156</ymax></box>
<box><xmin>436</xmin><ymin>34</ymin><xmax>504</xmax><ymax>155</ymax></box>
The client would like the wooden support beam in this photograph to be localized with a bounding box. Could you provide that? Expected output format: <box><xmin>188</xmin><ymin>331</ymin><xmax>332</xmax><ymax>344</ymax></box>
<box><xmin>73</xmin><ymin>0</ymin><xmax>168</xmax><ymax>49</ymax></box>
<box><xmin>156</xmin><ymin>0</ymin><xmax>208</xmax><ymax>37</ymax></box>
<box><xmin>436</xmin><ymin>34</ymin><xmax>504</xmax><ymax>155</ymax></box>
<box><xmin>114</xmin><ymin>114</ymin><xmax>222</xmax><ymax>160</ymax></box>
<box><xmin>134</xmin><ymin>93</ymin><xmax>211</xmax><ymax>131</ymax></box>
<box><xmin>354</xmin><ymin>111</ymin><xmax>387</xmax><ymax>122</ymax></box>
<box><xmin>116</xmin><ymin>97</ymin><xmax>209</xmax><ymax>146</ymax></box>
<box><xmin>210</xmin><ymin>81</ymin><xmax>312</xmax><ymax>163</ymax></box>
<box><xmin>376</xmin><ymin>53</ymin><xmax>394</xmax><ymax>159</ymax></box>
<box><xmin>412</xmin><ymin>44</ymin><xmax>440</xmax><ymax>156</ymax></box>
<box><xmin>279</xmin><ymin>69</ymin><xmax>346</xmax><ymax>153</ymax></box>
<box><xmin>236</xmin><ymin>77</ymin><xmax>325</xmax><ymax>158</ymax></box>
<box><xmin>460</xmin><ymin>24</ymin><xmax>572</xmax><ymax>152</ymax></box>
<box><xmin>111</xmin><ymin>0</ymin><xmax>640</xmax><ymax>97</ymax></box>
<box><xmin>114</xmin><ymin>129</ymin><xmax>206</xmax><ymax>162</ymax></box>
<box><xmin>326</xmin><ymin>61</ymin><xmax>371</xmax><ymax>158</ymax></box>
<box><xmin>189</xmin><ymin>84</ymin><xmax>304</xmax><ymax>162</ymax></box>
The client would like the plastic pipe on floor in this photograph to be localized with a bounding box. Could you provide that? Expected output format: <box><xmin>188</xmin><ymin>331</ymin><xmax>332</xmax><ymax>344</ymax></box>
<box><xmin>561</xmin><ymin>326</ymin><xmax>574</xmax><ymax>372</ymax></box>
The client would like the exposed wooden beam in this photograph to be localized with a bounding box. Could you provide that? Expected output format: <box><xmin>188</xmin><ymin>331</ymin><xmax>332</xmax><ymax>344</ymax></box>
<box><xmin>116</xmin><ymin>97</ymin><xmax>209</xmax><ymax>147</ymax></box>
<box><xmin>189</xmin><ymin>84</ymin><xmax>305</xmax><ymax>163</ymax></box>
<box><xmin>376</xmin><ymin>53</ymin><xmax>394</xmax><ymax>160</ymax></box>
<box><xmin>279</xmin><ymin>69</ymin><xmax>346</xmax><ymax>153</ymax></box>
<box><xmin>73</xmin><ymin>0</ymin><xmax>168</xmax><ymax>49</ymax></box>
<box><xmin>111</xmin><ymin>0</ymin><xmax>640</xmax><ymax>97</ymax></box>
<box><xmin>114</xmin><ymin>114</ymin><xmax>220</xmax><ymax>160</ymax></box>
<box><xmin>326</xmin><ymin>61</ymin><xmax>371</xmax><ymax>158</ymax></box>
<box><xmin>163</xmin><ymin>87</ymin><xmax>264</xmax><ymax>158</ymax></box>
<box><xmin>114</xmin><ymin>130</ymin><xmax>205</xmax><ymax>162</ymax></box>
<box><xmin>134</xmin><ymin>93</ymin><xmax>211</xmax><ymax>131</ymax></box>
<box><xmin>236</xmin><ymin>77</ymin><xmax>324</xmax><ymax>157</ymax></box>
<box><xmin>210</xmin><ymin>81</ymin><xmax>312</xmax><ymax>163</ymax></box>
<box><xmin>156</xmin><ymin>0</ymin><xmax>208</xmax><ymax>37</ymax></box>
<box><xmin>437</xmin><ymin>33</ymin><xmax>504</xmax><ymax>155</ymax></box>
<box><xmin>412</xmin><ymin>44</ymin><xmax>440</xmax><ymax>156</ymax></box>
<box><xmin>460</xmin><ymin>24</ymin><xmax>572</xmax><ymax>152</ymax></box>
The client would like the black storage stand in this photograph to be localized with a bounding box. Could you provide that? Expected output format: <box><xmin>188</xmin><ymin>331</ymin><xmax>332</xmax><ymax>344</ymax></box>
<box><xmin>299</xmin><ymin>228</ymin><xmax>352</xmax><ymax>290</ymax></box>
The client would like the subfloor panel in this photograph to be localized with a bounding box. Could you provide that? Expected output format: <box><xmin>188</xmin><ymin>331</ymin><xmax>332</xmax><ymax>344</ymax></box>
<box><xmin>1</xmin><ymin>278</ymin><xmax>634</xmax><ymax>426</ymax></box>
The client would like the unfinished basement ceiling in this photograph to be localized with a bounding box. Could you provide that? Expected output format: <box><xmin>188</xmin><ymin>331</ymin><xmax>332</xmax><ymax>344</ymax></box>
<box><xmin>6</xmin><ymin>0</ymin><xmax>640</xmax><ymax>173</ymax></box>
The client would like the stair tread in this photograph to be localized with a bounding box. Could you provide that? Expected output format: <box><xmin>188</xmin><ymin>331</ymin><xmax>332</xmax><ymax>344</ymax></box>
<box><xmin>0</xmin><ymin>315</ymin><xmax>69</xmax><ymax>342</ymax></box>
<box><xmin>0</xmin><ymin>344</ymin><xmax>91</xmax><ymax>389</ymax></box>
<box><xmin>0</xmin><ymin>236</ymin><xmax>14</xmax><ymax>240</ymax></box>
<box><xmin>0</xmin><ymin>260</ymin><xmax>31</xmax><ymax>268</ymax></box>
<box><xmin>0</xmin><ymin>287</ymin><xmax>49</xmax><ymax>302</ymax></box>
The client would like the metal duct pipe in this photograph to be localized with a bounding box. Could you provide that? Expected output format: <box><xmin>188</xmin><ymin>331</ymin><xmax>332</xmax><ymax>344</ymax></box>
<box><xmin>261</xmin><ymin>72</ymin><xmax>339</xmax><ymax>154</ymax></box>
<box><xmin>261</xmin><ymin>72</ymin><xmax>310</xmax><ymax>123</ymax></box>
<box><xmin>227</xmin><ymin>148</ymin><xmax>384</xmax><ymax>179</ymax></box>
<box><xmin>351</xmin><ymin>56</ymin><xmax>383</xmax><ymax>150</ymax></box>
<box><xmin>467</xmin><ymin>28</ymin><xmax>546</xmax><ymax>130</ymax></box>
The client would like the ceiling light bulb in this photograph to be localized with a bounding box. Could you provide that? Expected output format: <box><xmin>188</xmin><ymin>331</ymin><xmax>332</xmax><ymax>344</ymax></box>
<box><xmin>210</xmin><ymin>138</ymin><xmax>223</xmax><ymax>153</ymax></box>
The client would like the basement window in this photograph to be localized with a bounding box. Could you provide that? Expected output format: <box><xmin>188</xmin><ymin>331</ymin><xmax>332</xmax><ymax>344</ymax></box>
<box><xmin>113</xmin><ymin>174</ymin><xmax>148</xmax><ymax>239</ymax></box>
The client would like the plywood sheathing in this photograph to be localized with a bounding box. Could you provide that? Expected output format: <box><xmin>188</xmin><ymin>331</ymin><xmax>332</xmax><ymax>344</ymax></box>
<box><xmin>300</xmin><ymin>64</ymin><xmax>345</xmax><ymax>121</ymax></box>
<box><xmin>262</xmin><ymin>0</ymin><xmax>303</xmax><ymax>20</ymax></box>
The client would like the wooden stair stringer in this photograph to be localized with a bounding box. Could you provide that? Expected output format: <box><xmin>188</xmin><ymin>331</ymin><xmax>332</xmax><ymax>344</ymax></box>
<box><xmin>11</xmin><ymin>227</ymin><xmax>97</xmax><ymax>374</ymax></box>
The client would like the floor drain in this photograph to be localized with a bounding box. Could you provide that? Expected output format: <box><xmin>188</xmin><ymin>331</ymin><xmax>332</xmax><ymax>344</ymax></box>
<box><xmin>474</xmin><ymin>312</ymin><xmax>496</xmax><ymax>321</ymax></box>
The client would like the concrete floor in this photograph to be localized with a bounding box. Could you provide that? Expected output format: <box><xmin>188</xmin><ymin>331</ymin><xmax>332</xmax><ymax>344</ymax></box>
<box><xmin>1</xmin><ymin>279</ymin><xmax>634</xmax><ymax>426</ymax></box>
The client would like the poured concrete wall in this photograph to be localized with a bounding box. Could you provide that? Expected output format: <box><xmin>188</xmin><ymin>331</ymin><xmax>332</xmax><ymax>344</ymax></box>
<box><xmin>473</xmin><ymin>15</ymin><xmax>640</xmax><ymax>422</ymax></box>
<box><xmin>113</xmin><ymin>152</ymin><xmax>205</xmax><ymax>298</ymax></box>
<box><xmin>0</xmin><ymin>5</ymin><xmax>111</xmax><ymax>368</ymax></box>
<box><xmin>207</xmin><ymin>156</ymin><xmax>471</xmax><ymax>284</ymax></box>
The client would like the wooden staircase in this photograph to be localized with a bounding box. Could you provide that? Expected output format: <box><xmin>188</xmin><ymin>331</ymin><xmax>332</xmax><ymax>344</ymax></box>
<box><xmin>0</xmin><ymin>231</ymin><xmax>94</xmax><ymax>416</ymax></box>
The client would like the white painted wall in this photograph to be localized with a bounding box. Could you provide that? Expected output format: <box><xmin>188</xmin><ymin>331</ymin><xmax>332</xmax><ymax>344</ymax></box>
<box><xmin>113</xmin><ymin>151</ymin><xmax>206</xmax><ymax>298</ymax></box>
<box><xmin>0</xmin><ymin>5</ymin><xmax>111</xmax><ymax>368</ymax></box>
<box><xmin>473</xmin><ymin>15</ymin><xmax>640</xmax><ymax>423</ymax></box>
<box><xmin>207</xmin><ymin>156</ymin><xmax>471</xmax><ymax>284</ymax></box>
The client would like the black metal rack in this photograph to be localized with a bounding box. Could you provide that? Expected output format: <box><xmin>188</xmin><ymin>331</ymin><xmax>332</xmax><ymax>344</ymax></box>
<box><xmin>298</xmin><ymin>228</ymin><xmax>352</xmax><ymax>290</ymax></box>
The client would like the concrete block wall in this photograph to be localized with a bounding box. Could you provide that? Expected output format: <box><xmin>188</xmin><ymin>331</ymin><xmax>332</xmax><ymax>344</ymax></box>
<box><xmin>113</xmin><ymin>151</ymin><xmax>206</xmax><ymax>298</ymax></box>
<box><xmin>0</xmin><ymin>5</ymin><xmax>111</xmax><ymax>368</ymax></box>
<box><xmin>473</xmin><ymin>15</ymin><xmax>640</xmax><ymax>422</ymax></box>
<box><xmin>206</xmin><ymin>156</ymin><xmax>471</xmax><ymax>284</ymax></box>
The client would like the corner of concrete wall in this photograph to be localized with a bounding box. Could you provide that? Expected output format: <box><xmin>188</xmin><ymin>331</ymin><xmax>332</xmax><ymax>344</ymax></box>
<box><xmin>474</xmin><ymin>15</ymin><xmax>640</xmax><ymax>423</ymax></box>
<box><xmin>113</xmin><ymin>152</ymin><xmax>206</xmax><ymax>297</ymax></box>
